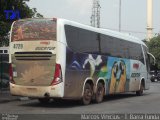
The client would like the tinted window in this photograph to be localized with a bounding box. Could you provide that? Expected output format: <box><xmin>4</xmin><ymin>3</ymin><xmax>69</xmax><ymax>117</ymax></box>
<box><xmin>129</xmin><ymin>43</ymin><xmax>144</xmax><ymax>63</ymax></box>
<box><xmin>65</xmin><ymin>25</ymin><xmax>144</xmax><ymax>63</ymax></box>
<box><xmin>65</xmin><ymin>26</ymin><xmax>78</xmax><ymax>51</ymax></box>
<box><xmin>100</xmin><ymin>35</ymin><xmax>113</xmax><ymax>56</ymax></box>
<box><xmin>100</xmin><ymin>35</ymin><xmax>129</xmax><ymax>58</ymax></box>
<box><xmin>100</xmin><ymin>34</ymin><xmax>144</xmax><ymax>63</ymax></box>
<box><xmin>65</xmin><ymin>25</ymin><xmax>99</xmax><ymax>54</ymax></box>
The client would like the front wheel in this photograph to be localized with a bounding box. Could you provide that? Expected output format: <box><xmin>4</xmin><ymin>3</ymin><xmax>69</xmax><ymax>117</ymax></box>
<box><xmin>95</xmin><ymin>82</ymin><xmax>104</xmax><ymax>103</ymax></box>
<box><xmin>136</xmin><ymin>83</ymin><xmax>144</xmax><ymax>96</ymax></box>
<box><xmin>81</xmin><ymin>83</ymin><xmax>93</xmax><ymax>105</ymax></box>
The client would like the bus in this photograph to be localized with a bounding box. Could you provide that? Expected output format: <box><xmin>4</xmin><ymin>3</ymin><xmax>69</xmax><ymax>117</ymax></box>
<box><xmin>0</xmin><ymin>47</ymin><xmax>9</xmax><ymax>54</ymax></box>
<box><xmin>0</xmin><ymin>47</ymin><xmax>10</xmax><ymax>89</ymax></box>
<box><xmin>9</xmin><ymin>18</ymin><xmax>155</xmax><ymax>105</ymax></box>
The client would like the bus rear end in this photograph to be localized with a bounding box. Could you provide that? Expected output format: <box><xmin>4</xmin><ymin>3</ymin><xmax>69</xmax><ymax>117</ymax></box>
<box><xmin>9</xmin><ymin>19</ymin><xmax>64</xmax><ymax>99</ymax></box>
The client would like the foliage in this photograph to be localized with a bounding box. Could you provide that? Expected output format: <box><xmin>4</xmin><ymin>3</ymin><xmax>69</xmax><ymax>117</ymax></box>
<box><xmin>0</xmin><ymin>0</ymin><xmax>43</xmax><ymax>47</ymax></box>
<box><xmin>146</xmin><ymin>35</ymin><xmax>160</xmax><ymax>69</ymax></box>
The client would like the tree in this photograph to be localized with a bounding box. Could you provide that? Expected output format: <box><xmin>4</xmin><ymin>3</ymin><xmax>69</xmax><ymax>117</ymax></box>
<box><xmin>0</xmin><ymin>0</ymin><xmax>43</xmax><ymax>46</ymax></box>
<box><xmin>147</xmin><ymin>35</ymin><xmax>160</xmax><ymax>69</ymax></box>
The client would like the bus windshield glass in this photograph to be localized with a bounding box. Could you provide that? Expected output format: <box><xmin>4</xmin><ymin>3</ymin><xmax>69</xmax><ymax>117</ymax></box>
<box><xmin>11</xmin><ymin>19</ymin><xmax>56</xmax><ymax>41</ymax></box>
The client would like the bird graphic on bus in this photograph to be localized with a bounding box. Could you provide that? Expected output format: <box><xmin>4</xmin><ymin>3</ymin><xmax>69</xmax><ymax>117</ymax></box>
<box><xmin>108</xmin><ymin>58</ymin><xmax>129</xmax><ymax>94</ymax></box>
<box><xmin>116</xmin><ymin>60</ymin><xmax>127</xmax><ymax>93</ymax></box>
<box><xmin>109</xmin><ymin>61</ymin><xmax>118</xmax><ymax>94</ymax></box>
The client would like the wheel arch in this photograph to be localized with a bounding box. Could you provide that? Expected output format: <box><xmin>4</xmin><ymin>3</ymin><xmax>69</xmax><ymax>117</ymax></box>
<box><xmin>95</xmin><ymin>78</ymin><xmax>106</xmax><ymax>95</ymax></box>
<box><xmin>139</xmin><ymin>77</ymin><xmax>145</xmax><ymax>90</ymax></box>
<box><xmin>81</xmin><ymin>78</ymin><xmax>94</xmax><ymax>97</ymax></box>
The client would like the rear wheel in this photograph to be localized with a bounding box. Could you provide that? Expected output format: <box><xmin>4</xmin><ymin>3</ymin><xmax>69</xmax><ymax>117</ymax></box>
<box><xmin>38</xmin><ymin>98</ymin><xmax>50</xmax><ymax>104</ymax></box>
<box><xmin>95</xmin><ymin>82</ymin><xmax>104</xmax><ymax>103</ymax></box>
<box><xmin>151</xmin><ymin>77</ymin><xmax>155</xmax><ymax>82</ymax></box>
<box><xmin>151</xmin><ymin>79</ymin><xmax>155</xmax><ymax>82</ymax></box>
<box><xmin>136</xmin><ymin>82</ymin><xmax>144</xmax><ymax>96</ymax></box>
<box><xmin>81</xmin><ymin>83</ymin><xmax>93</xmax><ymax>105</ymax></box>
<box><xmin>53</xmin><ymin>98</ymin><xmax>64</xmax><ymax>103</ymax></box>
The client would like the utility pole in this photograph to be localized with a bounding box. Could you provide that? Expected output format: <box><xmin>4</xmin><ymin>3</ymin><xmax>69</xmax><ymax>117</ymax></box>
<box><xmin>146</xmin><ymin>0</ymin><xmax>153</xmax><ymax>41</ymax></box>
<box><xmin>119</xmin><ymin>0</ymin><xmax>121</xmax><ymax>32</ymax></box>
<box><xmin>91</xmin><ymin>0</ymin><xmax>101</xmax><ymax>28</ymax></box>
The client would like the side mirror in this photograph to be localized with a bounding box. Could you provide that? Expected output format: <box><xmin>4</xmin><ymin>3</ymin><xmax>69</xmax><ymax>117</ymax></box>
<box><xmin>147</xmin><ymin>52</ymin><xmax>155</xmax><ymax>65</ymax></box>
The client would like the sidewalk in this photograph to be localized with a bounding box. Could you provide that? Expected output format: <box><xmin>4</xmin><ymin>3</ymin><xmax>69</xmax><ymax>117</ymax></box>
<box><xmin>0</xmin><ymin>90</ymin><xmax>19</xmax><ymax>103</ymax></box>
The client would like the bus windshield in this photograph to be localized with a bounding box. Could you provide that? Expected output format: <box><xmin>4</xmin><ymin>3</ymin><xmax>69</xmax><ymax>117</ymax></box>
<box><xmin>11</xmin><ymin>19</ymin><xmax>56</xmax><ymax>41</ymax></box>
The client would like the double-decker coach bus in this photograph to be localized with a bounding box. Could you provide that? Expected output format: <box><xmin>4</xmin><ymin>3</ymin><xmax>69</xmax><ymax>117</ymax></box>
<box><xmin>9</xmin><ymin>18</ymin><xmax>155</xmax><ymax>105</ymax></box>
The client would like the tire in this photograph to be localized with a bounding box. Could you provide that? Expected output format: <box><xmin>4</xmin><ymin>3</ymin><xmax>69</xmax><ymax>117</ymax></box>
<box><xmin>136</xmin><ymin>83</ymin><xmax>144</xmax><ymax>96</ymax></box>
<box><xmin>53</xmin><ymin>98</ymin><xmax>64</xmax><ymax>103</ymax></box>
<box><xmin>151</xmin><ymin>77</ymin><xmax>155</xmax><ymax>82</ymax></box>
<box><xmin>81</xmin><ymin>83</ymin><xmax>93</xmax><ymax>105</ymax></box>
<box><xmin>95</xmin><ymin>82</ymin><xmax>104</xmax><ymax>103</ymax></box>
<box><xmin>38</xmin><ymin>98</ymin><xmax>50</xmax><ymax>104</ymax></box>
<box><xmin>151</xmin><ymin>78</ymin><xmax>154</xmax><ymax>82</ymax></box>
<box><xmin>151</xmin><ymin>79</ymin><xmax>155</xmax><ymax>82</ymax></box>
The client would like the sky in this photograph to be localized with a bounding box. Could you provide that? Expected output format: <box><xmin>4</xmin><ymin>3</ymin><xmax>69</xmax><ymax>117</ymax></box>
<box><xmin>27</xmin><ymin>0</ymin><xmax>160</xmax><ymax>40</ymax></box>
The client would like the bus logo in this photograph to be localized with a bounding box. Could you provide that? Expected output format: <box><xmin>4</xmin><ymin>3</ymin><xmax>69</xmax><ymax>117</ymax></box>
<box><xmin>40</xmin><ymin>41</ymin><xmax>50</xmax><ymax>45</ymax></box>
<box><xmin>35</xmin><ymin>47</ymin><xmax>55</xmax><ymax>51</ymax></box>
<box><xmin>133</xmin><ymin>63</ymin><xmax>139</xmax><ymax>70</ymax></box>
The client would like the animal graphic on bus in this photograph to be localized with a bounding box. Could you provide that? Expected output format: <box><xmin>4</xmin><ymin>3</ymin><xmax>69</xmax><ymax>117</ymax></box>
<box><xmin>109</xmin><ymin>61</ymin><xmax>118</xmax><ymax>94</ymax></box>
<box><xmin>116</xmin><ymin>60</ymin><xmax>127</xmax><ymax>92</ymax></box>
<box><xmin>106</xmin><ymin>57</ymin><xmax>130</xmax><ymax>94</ymax></box>
<box><xmin>67</xmin><ymin>51</ymin><xmax>130</xmax><ymax>94</ymax></box>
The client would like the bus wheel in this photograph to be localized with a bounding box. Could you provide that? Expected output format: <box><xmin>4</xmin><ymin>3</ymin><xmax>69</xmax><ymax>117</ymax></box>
<box><xmin>38</xmin><ymin>98</ymin><xmax>50</xmax><ymax>104</ymax></box>
<box><xmin>81</xmin><ymin>83</ymin><xmax>93</xmax><ymax>105</ymax></box>
<box><xmin>136</xmin><ymin>83</ymin><xmax>144</xmax><ymax>96</ymax></box>
<box><xmin>53</xmin><ymin>98</ymin><xmax>64</xmax><ymax>103</ymax></box>
<box><xmin>95</xmin><ymin>82</ymin><xmax>104</xmax><ymax>103</ymax></box>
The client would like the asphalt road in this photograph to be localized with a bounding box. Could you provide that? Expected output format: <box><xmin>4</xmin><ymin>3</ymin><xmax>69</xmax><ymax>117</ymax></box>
<box><xmin>0</xmin><ymin>82</ymin><xmax>160</xmax><ymax>119</ymax></box>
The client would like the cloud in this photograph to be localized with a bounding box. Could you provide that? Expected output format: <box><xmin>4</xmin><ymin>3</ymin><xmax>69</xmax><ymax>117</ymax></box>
<box><xmin>66</xmin><ymin>0</ymin><xmax>93</xmax><ymax>15</ymax></box>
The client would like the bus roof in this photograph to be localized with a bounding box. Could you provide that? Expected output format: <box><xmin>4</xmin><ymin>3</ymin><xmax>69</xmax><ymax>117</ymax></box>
<box><xmin>58</xmin><ymin>18</ymin><xmax>146</xmax><ymax>47</ymax></box>
<box><xmin>13</xmin><ymin>18</ymin><xmax>147</xmax><ymax>47</ymax></box>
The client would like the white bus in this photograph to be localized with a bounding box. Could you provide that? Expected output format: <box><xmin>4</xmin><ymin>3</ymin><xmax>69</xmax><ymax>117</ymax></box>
<box><xmin>9</xmin><ymin>18</ymin><xmax>154</xmax><ymax>105</ymax></box>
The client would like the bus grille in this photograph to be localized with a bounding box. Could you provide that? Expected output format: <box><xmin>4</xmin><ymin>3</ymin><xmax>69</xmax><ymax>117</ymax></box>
<box><xmin>14</xmin><ymin>52</ymin><xmax>53</xmax><ymax>60</ymax></box>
